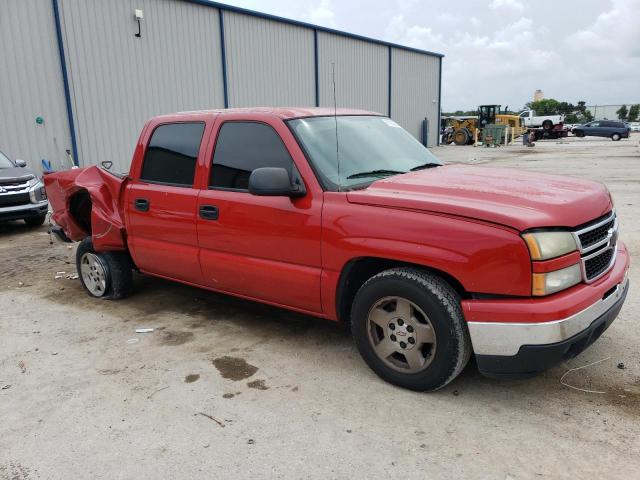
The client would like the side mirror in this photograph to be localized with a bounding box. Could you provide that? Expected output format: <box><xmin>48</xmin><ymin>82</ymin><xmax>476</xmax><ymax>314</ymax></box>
<box><xmin>15</xmin><ymin>159</ymin><xmax>27</xmax><ymax>167</ymax></box>
<box><xmin>248</xmin><ymin>167</ymin><xmax>306</xmax><ymax>198</ymax></box>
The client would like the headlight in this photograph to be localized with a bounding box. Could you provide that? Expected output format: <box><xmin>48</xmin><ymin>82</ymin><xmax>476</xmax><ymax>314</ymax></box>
<box><xmin>532</xmin><ymin>264</ymin><xmax>582</xmax><ymax>296</ymax></box>
<box><xmin>522</xmin><ymin>231</ymin><xmax>577</xmax><ymax>260</ymax></box>
<box><xmin>28</xmin><ymin>178</ymin><xmax>46</xmax><ymax>203</ymax></box>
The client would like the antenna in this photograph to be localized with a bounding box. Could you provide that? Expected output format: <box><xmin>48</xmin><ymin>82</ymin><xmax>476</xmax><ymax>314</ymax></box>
<box><xmin>332</xmin><ymin>62</ymin><xmax>340</xmax><ymax>191</ymax></box>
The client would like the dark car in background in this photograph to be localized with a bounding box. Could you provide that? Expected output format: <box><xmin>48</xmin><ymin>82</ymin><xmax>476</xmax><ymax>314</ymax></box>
<box><xmin>0</xmin><ymin>150</ymin><xmax>48</xmax><ymax>226</ymax></box>
<box><xmin>572</xmin><ymin>120</ymin><xmax>631</xmax><ymax>141</ymax></box>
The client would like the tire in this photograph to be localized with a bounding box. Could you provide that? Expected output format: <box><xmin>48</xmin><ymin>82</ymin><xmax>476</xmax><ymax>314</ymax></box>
<box><xmin>351</xmin><ymin>267</ymin><xmax>471</xmax><ymax>392</ymax></box>
<box><xmin>453</xmin><ymin>128</ymin><xmax>470</xmax><ymax>146</ymax></box>
<box><xmin>542</xmin><ymin>120</ymin><xmax>553</xmax><ymax>131</ymax></box>
<box><xmin>611</xmin><ymin>133</ymin><xmax>621</xmax><ymax>141</ymax></box>
<box><xmin>575</xmin><ymin>130</ymin><xmax>585</xmax><ymax>138</ymax></box>
<box><xmin>24</xmin><ymin>213</ymin><xmax>46</xmax><ymax>227</ymax></box>
<box><xmin>76</xmin><ymin>237</ymin><xmax>132</xmax><ymax>299</ymax></box>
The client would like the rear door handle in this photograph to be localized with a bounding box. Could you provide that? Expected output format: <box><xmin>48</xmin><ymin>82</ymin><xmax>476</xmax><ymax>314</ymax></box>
<box><xmin>199</xmin><ymin>205</ymin><xmax>219</xmax><ymax>220</ymax></box>
<box><xmin>134</xmin><ymin>198</ymin><xmax>150</xmax><ymax>212</ymax></box>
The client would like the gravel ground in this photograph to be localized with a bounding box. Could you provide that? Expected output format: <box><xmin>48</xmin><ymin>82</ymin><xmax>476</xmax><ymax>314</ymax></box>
<box><xmin>1</xmin><ymin>134</ymin><xmax>639</xmax><ymax>479</ymax></box>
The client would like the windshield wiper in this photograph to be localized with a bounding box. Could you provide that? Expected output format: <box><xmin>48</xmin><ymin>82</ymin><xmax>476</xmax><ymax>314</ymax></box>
<box><xmin>346</xmin><ymin>169</ymin><xmax>405</xmax><ymax>180</ymax></box>
<box><xmin>410</xmin><ymin>163</ymin><xmax>441</xmax><ymax>171</ymax></box>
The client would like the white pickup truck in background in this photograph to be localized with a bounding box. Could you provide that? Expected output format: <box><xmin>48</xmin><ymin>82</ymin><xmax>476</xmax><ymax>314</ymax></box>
<box><xmin>519</xmin><ymin>109</ymin><xmax>564</xmax><ymax>129</ymax></box>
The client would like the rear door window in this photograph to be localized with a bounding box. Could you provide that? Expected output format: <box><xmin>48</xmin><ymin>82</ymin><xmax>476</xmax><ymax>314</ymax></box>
<box><xmin>141</xmin><ymin>122</ymin><xmax>205</xmax><ymax>186</ymax></box>
<box><xmin>210</xmin><ymin>122</ymin><xmax>293</xmax><ymax>190</ymax></box>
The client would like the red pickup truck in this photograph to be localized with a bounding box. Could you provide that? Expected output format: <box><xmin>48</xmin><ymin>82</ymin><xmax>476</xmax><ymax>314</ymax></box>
<box><xmin>45</xmin><ymin>108</ymin><xmax>630</xmax><ymax>391</ymax></box>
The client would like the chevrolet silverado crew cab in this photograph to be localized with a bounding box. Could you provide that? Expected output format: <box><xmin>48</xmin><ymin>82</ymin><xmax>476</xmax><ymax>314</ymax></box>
<box><xmin>44</xmin><ymin>108</ymin><xmax>630</xmax><ymax>391</ymax></box>
<box><xmin>0</xmin><ymin>149</ymin><xmax>48</xmax><ymax>226</ymax></box>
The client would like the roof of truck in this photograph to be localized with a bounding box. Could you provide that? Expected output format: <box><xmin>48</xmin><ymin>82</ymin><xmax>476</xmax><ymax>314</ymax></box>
<box><xmin>171</xmin><ymin>107</ymin><xmax>381</xmax><ymax>120</ymax></box>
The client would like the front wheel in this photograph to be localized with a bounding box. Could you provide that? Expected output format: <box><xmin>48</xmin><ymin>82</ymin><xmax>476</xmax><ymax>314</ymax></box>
<box><xmin>351</xmin><ymin>268</ymin><xmax>471</xmax><ymax>391</ymax></box>
<box><xmin>575</xmin><ymin>130</ymin><xmax>585</xmax><ymax>137</ymax></box>
<box><xmin>24</xmin><ymin>213</ymin><xmax>47</xmax><ymax>227</ymax></box>
<box><xmin>453</xmin><ymin>128</ymin><xmax>470</xmax><ymax>146</ymax></box>
<box><xmin>611</xmin><ymin>133</ymin><xmax>621</xmax><ymax>141</ymax></box>
<box><xmin>76</xmin><ymin>237</ymin><xmax>132</xmax><ymax>299</ymax></box>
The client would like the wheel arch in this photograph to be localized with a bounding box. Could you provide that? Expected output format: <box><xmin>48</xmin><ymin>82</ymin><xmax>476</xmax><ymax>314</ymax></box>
<box><xmin>68</xmin><ymin>188</ymin><xmax>93</xmax><ymax>236</ymax></box>
<box><xmin>335</xmin><ymin>256</ymin><xmax>469</xmax><ymax>324</ymax></box>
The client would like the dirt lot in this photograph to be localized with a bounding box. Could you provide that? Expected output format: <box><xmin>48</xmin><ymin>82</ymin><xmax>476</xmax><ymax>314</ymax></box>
<box><xmin>1</xmin><ymin>134</ymin><xmax>639</xmax><ymax>479</ymax></box>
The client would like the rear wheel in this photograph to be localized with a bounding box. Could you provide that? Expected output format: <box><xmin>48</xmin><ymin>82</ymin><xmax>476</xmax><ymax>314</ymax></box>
<box><xmin>351</xmin><ymin>268</ymin><xmax>471</xmax><ymax>391</ymax></box>
<box><xmin>76</xmin><ymin>237</ymin><xmax>132</xmax><ymax>299</ymax></box>
<box><xmin>542</xmin><ymin>119</ymin><xmax>553</xmax><ymax>131</ymax></box>
<box><xmin>611</xmin><ymin>133</ymin><xmax>621</xmax><ymax>141</ymax></box>
<box><xmin>24</xmin><ymin>213</ymin><xmax>46</xmax><ymax>227</ymax></box>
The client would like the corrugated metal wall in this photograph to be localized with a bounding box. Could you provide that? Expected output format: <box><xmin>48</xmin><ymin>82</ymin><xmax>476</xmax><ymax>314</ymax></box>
<box><xmin>391</xmin><ymin>49</ymin><xmax>441</xmax><ymax>146</ymax></box>
<box><xmin>58</xmin><ymin>0</ymin><xmax>225</xmax><ymax>172</ymax></box>
<box><xmin>223</xmin><ymin>12</ymin><xmax>315</xmax><ymax>108</ymax></box>
<box><xmin>317</xmin><ymin>32</ymin><xmax>389</xmax><ymax>115</ymax></box>
<box><xmin>0</xmin><ymin>0</ymin><xmax>442</xmax><ymax>175</ymax></box>
<box><xmin>0</xmin><ymin>0</ymin><xmax>72</xmax><ymax>173</ymax></box>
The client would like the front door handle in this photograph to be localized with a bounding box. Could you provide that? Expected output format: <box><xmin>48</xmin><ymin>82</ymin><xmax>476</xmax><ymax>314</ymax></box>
<box><xmin>134</xmin><ymin>198</ymin><xmax>150</xmax><ymax>212</ymax></box>
<box><xmin>199</xmin><ymin>205</ymin><xmax>219</xmax><ymax>220</ymax></box>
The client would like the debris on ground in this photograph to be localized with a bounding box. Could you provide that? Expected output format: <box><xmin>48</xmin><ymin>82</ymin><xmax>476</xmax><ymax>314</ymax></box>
<box><xmin>560</xmin><ymin>357</ymin><xmax>611</xmax><ymax>394</ymax></box>
<box><xmin>54</xmin><ymin>271</ymin><xmax>65</xmax><ymax>279</ymax></box>
<box><xmin>197</xmin><ymin>412</ymin><xmax>225</xmax><ymax>428</ymax></box>
<box><xmin>126</xmin><ymin>338</ymin><xmax>139</xmax><ymax>344</ymax></box>
<box><xmin>65</xmin><ymin>273</ymin><xmax>79</xmax><ymax>280</ymax></box>
<box><xmin>617</xmin><ymin>362</ymin><xmax>625</xmax><ymax>370</ymax></box>
<box><xmin>247</xmin><ymin>439</ymin><xmax>255</xmax><ymax>444</ymax></box>
<box><xmin>135</xmin><ymin>328</ymin><xmax>154</xmax><ymax>333</ymax></box>
<box><xmin>147</xmin><ymin>386</ymin><xmax>169</xmax><ymax>399</ymax></box>
<box><xmin>17</xmin><ymin>281</ymin><xmax>24</xmax><ymax>287</ymax></box>
<box><xmin>18</xmin><ymin>360</ymin><xmax>26</xmax><ymax>374</ymax></box>
<box><xmin>1</xmin><ymin>384</ymin><xmax>11</xmax><ymax>390</ymax></box>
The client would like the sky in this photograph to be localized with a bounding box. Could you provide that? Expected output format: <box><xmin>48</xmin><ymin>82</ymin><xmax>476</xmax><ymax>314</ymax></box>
<box><xmin>216</xmin><ymin>0</ymin><xmax>640</xmax><ymax>111</ymax></box>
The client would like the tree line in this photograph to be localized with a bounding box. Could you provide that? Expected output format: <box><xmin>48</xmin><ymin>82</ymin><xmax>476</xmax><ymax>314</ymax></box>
<box><xmin>615</xmin><ymin>104</ymin><xmax>640</xmax><ymax>122</ymax></box>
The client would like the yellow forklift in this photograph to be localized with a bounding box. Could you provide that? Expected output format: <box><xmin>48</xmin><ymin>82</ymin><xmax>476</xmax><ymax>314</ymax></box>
<box><xmin>443</xmin><ymin>105</ymin><xmax>524</xmax><ymax>145</ymax></box>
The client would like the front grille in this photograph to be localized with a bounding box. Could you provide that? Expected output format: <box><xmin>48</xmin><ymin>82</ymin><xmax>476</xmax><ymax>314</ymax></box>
<box><xmin>578</xmin><ymin>217</ymin><xmax>615</xmax><ymax>249</ymax></box>
<box><xmin>0</xmin><ymin>178</ymin><xmax>30</xmax><ymax>187</ymax></box>
<box><xmin>584</xmin><ymin>249</ymin><xmax>614</xmax><ymax>281</ymax></box>
<box><xmin>0</xmin><ymin>192</ymin><xmax>30</xmax><ymax>207</ymax></box>
<box><xmin>0</xmin><ymin>179</ymin><xmax>30</xmax><ymax>193</ymax></box>
<box><xmin>573</xmin><ymin>211</ymin><xmax>617</xmax><ymax>283</ymax></box>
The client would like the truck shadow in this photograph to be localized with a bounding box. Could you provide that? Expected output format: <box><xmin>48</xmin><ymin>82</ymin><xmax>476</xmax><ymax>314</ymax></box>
<box><xmin>39</xmin><ymin>268</ymin><xmax>640</xmax><ymax>418</ymax></box>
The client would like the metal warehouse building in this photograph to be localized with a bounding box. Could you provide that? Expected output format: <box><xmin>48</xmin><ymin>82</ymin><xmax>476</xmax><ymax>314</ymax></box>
<box><xmin>1</xmin><ymin>0</ymin><xmax>443</xmax><ymax>174</ymax></box>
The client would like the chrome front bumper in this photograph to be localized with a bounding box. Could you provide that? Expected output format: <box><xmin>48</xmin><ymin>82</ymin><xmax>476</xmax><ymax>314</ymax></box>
<box><xmin>468</xmin><ymin>274</ymin><xmax>629</xmax><ymax>357</ymax></box>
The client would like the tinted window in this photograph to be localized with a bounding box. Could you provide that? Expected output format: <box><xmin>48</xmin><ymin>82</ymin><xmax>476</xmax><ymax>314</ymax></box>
<box><xmin>141</xmin><ymin>122</ymin><xmax>205</xmax><ymax>186</ymax></box>
<box><xmin>210</xmin><ymin>122</ymin><xmax>293</xmax><ymax>190</ymax></box>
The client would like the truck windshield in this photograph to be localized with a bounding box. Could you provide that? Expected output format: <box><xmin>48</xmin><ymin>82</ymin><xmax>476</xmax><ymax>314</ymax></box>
<box><xmin>0</xmin><ymin>151</ymin><xmax>14</xmax><ymax>169</ymax></box>
<box><xmin>288</xmin><ymin>115</ymin><xmax>442</xmax><ymax>190</ymax></box>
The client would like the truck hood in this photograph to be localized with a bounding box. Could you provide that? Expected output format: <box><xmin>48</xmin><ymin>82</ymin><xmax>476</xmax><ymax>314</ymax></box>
<box><xmin>346</xmin><ymin>165</ymin><xmax>612</xmax><ymax>231</ymax></box>
<box><xmin>0</xmin><ymin>167</ymin><xmax>35</xmax><ymax>183</ymax></box>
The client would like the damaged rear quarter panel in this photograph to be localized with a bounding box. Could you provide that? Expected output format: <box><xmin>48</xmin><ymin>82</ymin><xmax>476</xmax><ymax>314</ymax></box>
<box><xmin>44</xmin><ymin>166</ymin><xmax>128</xmax><ymax>251</ymax></box>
